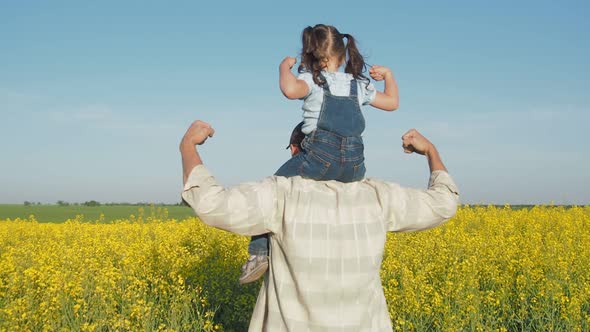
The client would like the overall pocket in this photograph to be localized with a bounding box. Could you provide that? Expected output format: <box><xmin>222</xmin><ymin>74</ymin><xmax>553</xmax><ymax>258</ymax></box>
<box><xmin>299</xmin><ymin>149</ymin><xmax>331</xmax><ymax>180</ymax></box>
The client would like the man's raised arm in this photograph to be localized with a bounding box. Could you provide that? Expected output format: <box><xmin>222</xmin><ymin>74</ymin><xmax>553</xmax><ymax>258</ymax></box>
<box><xmin>179</xmin><ymin>120</ymin><xmax>280</xmax><ymax>236</ymax></box>
<box><xmin>379</xmin><ymin>129</ymin><xmax>459</xmax><ymax>232</ymax></box>
<box><xmin>402</xmin><ymin>128</ymin><xmax>447</xmax><ymax>173</ymax></box>
<box><xmin>180</xmin><ymin>120</ymin><xmax>214</xmax><ymax>185</ymax></box>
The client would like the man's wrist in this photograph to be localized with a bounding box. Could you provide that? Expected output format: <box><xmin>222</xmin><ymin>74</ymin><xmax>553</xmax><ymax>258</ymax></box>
<box><xmin>424</xmin><ymin>144</ymin><xmax>447</xmax><ymax>173</ymax></box>
<box><xmin>424</xmin><ymin>144</ymin><xmax>437</xmax><ymax>158</ymax></box>
<box><xmin>180</xmin><ymin>137</ymin><xmax>196</xmax><ymax>151</ymax></box>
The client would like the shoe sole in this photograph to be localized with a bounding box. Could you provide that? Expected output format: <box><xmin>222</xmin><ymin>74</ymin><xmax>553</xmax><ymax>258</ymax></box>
<box><xmin>239</xmin><ymin>261</ymin><xmax>269</xmax><ymax>285</ymax></box>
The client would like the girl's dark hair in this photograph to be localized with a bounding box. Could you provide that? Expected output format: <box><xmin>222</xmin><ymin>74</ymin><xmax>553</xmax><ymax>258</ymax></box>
<box><xmin>298</xmin><ymin>24</ymin><xmax>369</xmax><ymax>86</ymax></box>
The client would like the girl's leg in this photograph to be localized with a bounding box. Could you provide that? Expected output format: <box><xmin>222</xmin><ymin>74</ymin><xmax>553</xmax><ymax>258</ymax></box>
<box><xmin>248</xmin><ymin>234</ymin><xmax>269</xmax><ymax>256</ymax></box>
<box><xmin>274</xmin><ymin>152</ymin><xmax>306</xmax><ymax>177</ymax></box>
<box><xmin>240</xmin><ymin>148</ymin><xmax>313</xmax><ymax>285</ymax></box>
<box><xmin>245</xmin><ymin>154</ymin><xmax>306</xmax><ymax>258</ymax></box>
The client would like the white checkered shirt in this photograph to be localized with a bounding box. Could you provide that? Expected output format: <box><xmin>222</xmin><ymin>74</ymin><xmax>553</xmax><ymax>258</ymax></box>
<box><xmin>182</xmin><ymin>165</ymin><xmax>459</xmax><ymax>331</ymax></box>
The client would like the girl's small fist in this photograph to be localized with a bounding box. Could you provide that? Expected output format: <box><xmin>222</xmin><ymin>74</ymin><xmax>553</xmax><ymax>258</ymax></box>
<box><xmin>281</xmin><ymin>56</ymin><xmax>297</xmax><ymax>69</ymax></box>
<box><xmin>369</xmin><ymin>65</ymin><xmax>392</xmax><ymax>81</ymax></box>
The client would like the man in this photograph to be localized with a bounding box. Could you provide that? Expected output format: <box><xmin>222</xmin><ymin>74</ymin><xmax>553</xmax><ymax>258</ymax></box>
<box><xmin>180</xmin><ymin>120</ymin><xmax>459</xmax><ymax>331</ymax></box>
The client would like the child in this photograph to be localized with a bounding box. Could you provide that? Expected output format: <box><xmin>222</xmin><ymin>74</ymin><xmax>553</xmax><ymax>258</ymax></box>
<box><xmin>239</xmin><ymin>24</ymin><xmax>399</xmax><ymax>284</ymax></box>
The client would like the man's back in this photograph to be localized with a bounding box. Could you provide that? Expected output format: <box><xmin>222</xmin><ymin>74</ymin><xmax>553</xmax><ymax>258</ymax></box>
<box><xmin>182</xmin><ymin>166</ymin><xmax>459</xmax><ymax>331</ymax></box>
<box><xmin>252</xmin><ymin>177</ymin><xmax>394</xmax><ymax>331</ymax></box>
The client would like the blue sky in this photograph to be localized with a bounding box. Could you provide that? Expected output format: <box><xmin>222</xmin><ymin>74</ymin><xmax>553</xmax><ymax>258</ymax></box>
<box><xmin>1</xmin><ymin>1</ymin><xmax>588</xmax><ymax>205</ymax></box>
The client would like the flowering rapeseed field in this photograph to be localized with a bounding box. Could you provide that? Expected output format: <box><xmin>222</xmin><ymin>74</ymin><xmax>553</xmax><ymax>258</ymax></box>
<box><xmin>1</xmin><ymin>206</ymin><xmax>589</xmax><ymax>331</ymax></box>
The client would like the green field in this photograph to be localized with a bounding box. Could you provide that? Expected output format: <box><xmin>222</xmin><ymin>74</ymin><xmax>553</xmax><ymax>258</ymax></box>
<box><xmin>0</xmin><ymin>204</ymin><xmax>195</xmax><ymax>222</ymax></box>
<box><xmin>1</xmin><ymin>204</ymin><xmax>580</xmax><ymax>223</ymax></box>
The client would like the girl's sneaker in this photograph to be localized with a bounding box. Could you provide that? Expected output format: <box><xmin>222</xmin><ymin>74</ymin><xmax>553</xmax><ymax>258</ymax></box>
<box><xmin>239</xmin><ymin>255</ymin><xmax>268</xmax><ymax>285</ymax></box>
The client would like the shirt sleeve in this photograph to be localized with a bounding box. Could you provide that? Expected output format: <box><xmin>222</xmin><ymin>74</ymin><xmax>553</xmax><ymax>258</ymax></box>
<box><xmin>359</xmin><ymin>80</ymin><xmax>377</xmax><ymax>106</ymax></box>
<box><xmin>297</xmin><ymin>72</ymin><xmax>315</xmax><ymax>99</ymax></box>
<box><xmin>181</xmin><ymin>165</ymin><xmax>281</xmax><ymax>236</ymax></box>
<box><xmin>377</xmin><ymin>171</ymin><xmax>460</xmax><ymax>232</ymax></box>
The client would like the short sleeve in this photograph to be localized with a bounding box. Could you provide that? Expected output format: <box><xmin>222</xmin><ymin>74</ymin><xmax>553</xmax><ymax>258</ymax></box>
<box><xmin>297</xmin><ymin>72</ymin><xmax>315</xmax><ymax>99</ymax></box>
<box><xmin>373</xmin><ymin>171</ymin><xmax>460</xmax><ymax>232</ymax></box>
<box><xmin>182</xmin><ymin>165</ymin><xmax>281</xmax><ymax>235</ymax></box>
<box><xmin>359</xmin><ymin>80</ymin><xmax>377</xmax><ymax>106</ymax></box>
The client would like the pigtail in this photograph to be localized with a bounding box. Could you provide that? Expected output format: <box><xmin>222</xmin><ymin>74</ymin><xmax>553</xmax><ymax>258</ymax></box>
<box><xmin>343</xmin><ymin>34</ymin><xmax>369</xmax><ymax>84</ymax></box>
<box><xmin>298</xmin><ymin>25</ymin><xmax>328</xmax><ymax>86</ymax></box>
<box><xmin>300</xmin><ymin>26</ymin><xmax>314</xmax><ymax>66</ymax></box>
<box><xmin>299</xmin><ymin>26</ymin><xmax>315</xmax><ymax>74</ymax></box>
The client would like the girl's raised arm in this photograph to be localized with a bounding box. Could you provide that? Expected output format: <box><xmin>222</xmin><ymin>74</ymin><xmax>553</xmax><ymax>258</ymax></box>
<box><xmin>279</xmin><ymin>57</ymin><xmax>309</xmax><ymax>100</ymax></box>
<box><xmin>369</xmin><ymin>65</ymin><xmax>399</xmax><ymax>112</ymax></box>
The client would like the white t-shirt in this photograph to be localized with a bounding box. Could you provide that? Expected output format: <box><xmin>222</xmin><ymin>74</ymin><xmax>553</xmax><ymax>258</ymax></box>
<box><xmin>297</xmin><ymin>71</ymin><xmax>377</xmax><ymax>135</ymax></box>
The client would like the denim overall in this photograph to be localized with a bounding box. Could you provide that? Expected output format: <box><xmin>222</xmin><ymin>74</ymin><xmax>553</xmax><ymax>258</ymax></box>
<box><xmin>248</xmin><ymin>77</ymin><xmax>366</xmax><ymax>256</ymax></box>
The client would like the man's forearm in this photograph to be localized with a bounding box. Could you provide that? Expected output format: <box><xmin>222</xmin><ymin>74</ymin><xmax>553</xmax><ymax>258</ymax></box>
<box><xmin>180</xmin><ymin>140</ymin><xmax>203</xmax><ymax>185</ymax></box>
<box><xmin>401</xmin><ymin>128</ymin><xmax>448</xmax><ymax>174</ymax></box>
<box><xmin>425</xmin><ymin>145</ymin><xmax>447</xmax><ymax>173</ymax></box>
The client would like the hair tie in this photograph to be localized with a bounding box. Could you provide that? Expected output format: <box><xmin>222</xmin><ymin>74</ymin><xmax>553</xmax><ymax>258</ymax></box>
<box><xmin>341</xmin><ymin>33</ymin><xmax>350</xmax><ymax>49</ymax></box>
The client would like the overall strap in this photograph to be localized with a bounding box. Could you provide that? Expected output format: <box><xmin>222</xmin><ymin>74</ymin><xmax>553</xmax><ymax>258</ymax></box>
<box><xmin>349</xmin><ymin>78</ymin><xmax>358</xmax><ymax>96</ymax></box>
<box><xmin>319</xmin><ymin>73</ymin><xmax>331</xmax><ymax>94</ymax></box>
